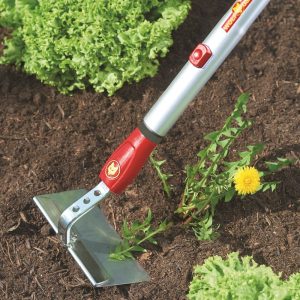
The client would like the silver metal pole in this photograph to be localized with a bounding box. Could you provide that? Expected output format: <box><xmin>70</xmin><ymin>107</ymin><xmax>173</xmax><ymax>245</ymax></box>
<box><xmin>143</xmin><ymin>0</ymin><xmax>270</xmax><ymax>137</ymax></box>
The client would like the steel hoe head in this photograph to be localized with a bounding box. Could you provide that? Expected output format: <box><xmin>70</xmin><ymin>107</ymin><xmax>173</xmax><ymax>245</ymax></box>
<box><xmin>33</xmin><ymin>189</ymin><xmax>149</xmax><ymax>287</ymax></box>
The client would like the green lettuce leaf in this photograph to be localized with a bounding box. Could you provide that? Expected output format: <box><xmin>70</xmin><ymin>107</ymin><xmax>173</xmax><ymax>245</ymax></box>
<box><xmin>0</xmin><ymin>0</ymin><xmax>190</xmax><ymax>95</ymax></box>
<box><xmin>188</xmin><ymin>252</ymin><xmax>300</xmax><ymax>300</ymax></box>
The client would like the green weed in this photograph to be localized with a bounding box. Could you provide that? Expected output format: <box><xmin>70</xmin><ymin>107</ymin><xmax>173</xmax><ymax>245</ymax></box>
<box><xmin>150</xmin><ymin>152</ymin><xmax>173</xmax><ymax>197</ymax></box>
<box><xmin>110</xmin><ymin>209</ymin><xmax>168</xmax><ymax>260</ymax></box>
<box><xmin>178</xmin><ymin>93</ymin><xmax>292</xmax><ymax>240</ymax></box>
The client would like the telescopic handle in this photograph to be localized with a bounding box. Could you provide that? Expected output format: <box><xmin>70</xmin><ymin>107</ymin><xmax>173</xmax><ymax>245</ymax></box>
<box><xmin>100</xmin><ymin>0</ymin><xmax>270</xmax><ymax>194</ymax></box>
<box><xmin>143</xmin><ymin>0</ymin><xmax>270</xmax><ymax>137</ymax></box>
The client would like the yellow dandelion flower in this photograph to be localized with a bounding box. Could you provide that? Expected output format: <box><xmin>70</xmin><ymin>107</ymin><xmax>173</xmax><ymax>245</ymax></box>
<box><xmin>234</xmin><ymin>166</ymin><xmax>261</xmax><ymax>195</ymax></box>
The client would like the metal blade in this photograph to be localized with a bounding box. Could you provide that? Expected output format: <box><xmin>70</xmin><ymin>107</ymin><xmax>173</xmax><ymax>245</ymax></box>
<box><xmin>33</xmin><ymin>189</ymin><xmax>149</xmax><ymax>286</ymax></box>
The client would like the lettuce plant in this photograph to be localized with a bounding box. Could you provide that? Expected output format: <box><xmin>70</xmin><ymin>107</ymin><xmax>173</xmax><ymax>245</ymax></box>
<box><xmin>188</xmin><ymin>252</ymin><xmax>300</xmax><ymax>300</ymax></box>
<box><xmin>0</xmin><ymin>0</ymin><xmax>190</xmax><ymax>94</ymax></box>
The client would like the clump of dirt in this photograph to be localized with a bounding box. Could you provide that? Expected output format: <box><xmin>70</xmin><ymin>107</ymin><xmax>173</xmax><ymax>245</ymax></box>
<box><xmin>0</xmin><ymin>0</ymin><xmax>299</xmax><ymax>299</ymax></box>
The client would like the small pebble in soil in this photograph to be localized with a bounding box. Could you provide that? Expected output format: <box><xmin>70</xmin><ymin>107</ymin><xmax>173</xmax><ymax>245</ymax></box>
<box><xmin>252</xmin><ymin>242</ymin><xmax>261</xmax><ymax>249</ymax></box>
<box><xmin>139</xmin><ymin>251</ymin><xmax>152</xmax><ymax>262</ymax></box>
<box><xmin>40</xmin><ymin>224</ymin><xmax>52</xmax><ymax>236</ymax></box>
<box><xmin>287</xmin><ymin>234</ymin><xmax>294</xmax><ymax>247</ymax></box>
<box><xmin>42</xmin><ymin>238</ymin><xmax>50</xmax><ymax>248</ymax></box>
<box><xmin>33</xmin><ymin>93</ymin><xmax>43</xmax><ymax>106</ymax></box>
<box><xmin>126</xmin><ymin>201</ymin><xmax>138</xmax><ymax>212</ymax></box>
<box><xmin>39</xmin><ymin>123</ymin><xmax>49</xmax><ymax>135</ymax></box>
<box><xmin>125</xmin><ymin>189</ymin><xmax>139</xmax><ymax>198</ymax></box>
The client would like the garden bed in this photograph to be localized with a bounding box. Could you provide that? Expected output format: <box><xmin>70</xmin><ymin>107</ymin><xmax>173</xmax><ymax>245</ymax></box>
<box><xmin>0</xmin><ymin>0</ymin><xmax>299</xmax><ymax>299</ymax></box>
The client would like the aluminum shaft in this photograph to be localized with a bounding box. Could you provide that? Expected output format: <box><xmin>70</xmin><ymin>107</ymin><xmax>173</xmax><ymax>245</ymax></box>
<box><xmin>143</xmin><ymin>0</ymin><xmax>270</xmax><ymax>137</ymax></box>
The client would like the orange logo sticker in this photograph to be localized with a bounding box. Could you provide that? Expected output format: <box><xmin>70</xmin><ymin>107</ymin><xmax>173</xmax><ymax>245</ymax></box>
<box><xmin>222</xmin><ymin>0</ymin><xmax>252</xmax><ymax>32</ymax></box>
<box><xmin>105</xmin><ymin>160</ymin><xmax>121</xmax><ymax>179</ymax></box>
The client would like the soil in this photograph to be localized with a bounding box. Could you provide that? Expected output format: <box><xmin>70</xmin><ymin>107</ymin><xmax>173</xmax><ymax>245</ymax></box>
<box><xmin>0</xmin><ymin>0</ymin><xmax>299</xmax><ymax>299</ymax></box>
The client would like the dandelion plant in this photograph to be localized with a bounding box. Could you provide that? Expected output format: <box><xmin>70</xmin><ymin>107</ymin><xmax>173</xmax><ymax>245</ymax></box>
<box><xmin>234</xmin><ymin>166</ymin><xmax>261</xmax><ymax>195</ymax></box>
<box><xmin>178</xmin><ymin>93</ymin><xmax>293</xmax><ymax>240</ymax></box>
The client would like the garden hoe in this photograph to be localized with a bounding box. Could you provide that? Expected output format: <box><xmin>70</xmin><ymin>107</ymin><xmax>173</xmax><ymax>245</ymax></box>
<box><xmin>33</xmin><ymin>0</ymin><xmax>270</xmax><ymax>287</ymax></box>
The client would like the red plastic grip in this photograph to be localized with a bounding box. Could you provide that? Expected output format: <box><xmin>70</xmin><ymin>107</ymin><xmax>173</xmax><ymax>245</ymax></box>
<box><xmin>99</xmin><ymin>128</ymin><xmax>156</xmax><ymax>194</ymax></box>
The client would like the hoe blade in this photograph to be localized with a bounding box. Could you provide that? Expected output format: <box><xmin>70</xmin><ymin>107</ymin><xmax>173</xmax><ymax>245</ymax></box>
<box><xmin>33</xmin><ymin>189</ymin><xmax>149</xmax><ymax>287</ymax></box>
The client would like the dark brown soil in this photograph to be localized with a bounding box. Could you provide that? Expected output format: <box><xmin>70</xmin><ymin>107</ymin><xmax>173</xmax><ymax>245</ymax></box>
<box><xmin>0</xmin><ymin>0</ymin><xmax>299</xmax><ymax>299</ymax></box>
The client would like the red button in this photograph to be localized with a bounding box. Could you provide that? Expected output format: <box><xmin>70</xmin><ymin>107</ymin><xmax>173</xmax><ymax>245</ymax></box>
<box><xmin>189</xmin><ymin>44</ymin><xmax>212</xmax><ymax>68</ymax></box>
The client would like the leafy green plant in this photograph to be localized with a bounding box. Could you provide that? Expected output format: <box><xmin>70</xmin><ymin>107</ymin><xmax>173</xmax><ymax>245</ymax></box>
<box><xmin>110</xmin><ymin>209</ymin><xmax>168</xmax><ymax>260</ymax></box>
<box><xmin>177</xmin><ymin>93</ymin><xmax>292</xmax><ymax>240</ymax></box>
<box><xmin>0</xmin><ymin>0</ymin><xmax>190</xmax><ymax>95</ymax></box>
<box><xmin>187</xmin><ymin>252</ymin><xmax>300</xmax><ymax>300</ymax></box>
<box><xmin>150</xmin><ymin>152</ymin><xmax>173</xmax><ymax>197</ymax></box>
<box><xmin>191</xmin><ymin>213</ymin><xmax>219</xmax><ymax>241</ymax></box>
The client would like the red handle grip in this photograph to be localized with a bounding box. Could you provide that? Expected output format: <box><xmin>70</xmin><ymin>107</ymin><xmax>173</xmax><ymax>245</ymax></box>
<box><xmin>99</xmin><ymin>128</ymin><xmax>156</xmax><ymax>194</ymax></box>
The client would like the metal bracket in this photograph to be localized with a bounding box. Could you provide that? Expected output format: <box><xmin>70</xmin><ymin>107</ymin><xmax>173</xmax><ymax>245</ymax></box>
<box><xmin>58</xmin><ymin>181</ymin><xmax>110</xmax><ymax>245</ymax></box>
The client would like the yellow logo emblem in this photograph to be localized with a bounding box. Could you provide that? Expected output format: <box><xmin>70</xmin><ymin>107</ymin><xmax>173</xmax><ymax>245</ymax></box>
<box><xmin>232</xmin><ymin>2</ymin><xmax>243</xmax><ymax>15</ymax></box>
<box><xmin>106</xmin><ymin>160</ymin><xmax>121</xmax><ymax>179</ymax></box>
<box><xmin>222</xmin><ymin>0</ymin><xmax>252</xmax><ymax>32</ymax></box>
